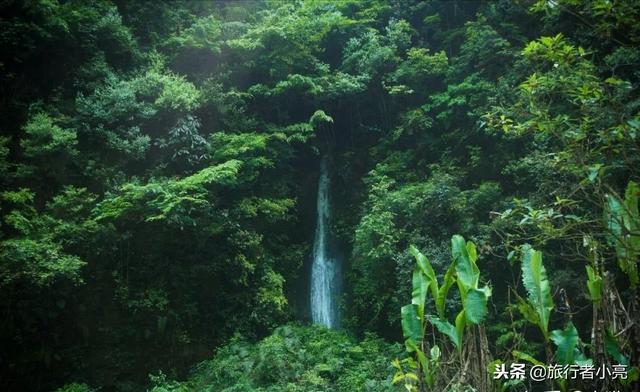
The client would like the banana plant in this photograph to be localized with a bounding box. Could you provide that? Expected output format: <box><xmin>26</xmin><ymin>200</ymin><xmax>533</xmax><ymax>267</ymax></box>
<box><xmin>515</xmin><ymin>245</ymin><xmax>554</xmax><ymax>341</ymax></box>
<box><xmin>395</xmin><ymin>235</ymin><xmax>492</xmax><ymax>390</ymax></box>
<box><xmin>428</xmin><ymin>235</ymin><xmax>492</xmax><ymax>356</ymax></box>
<box><xmin>515</xmin><ymin>245</ymin><xmax>592</xmax><ymax>391</ymax></box>
<box><xmin>550</xmin><ymin>322</ymin><xmax>588</xmax><ymax>392</ymax></box>
<box><xmin>394</xmin><ymin>246</ymin><xmax>441</xmax><ymax>391</ymax></box>
<box><xmin>604</xmin><ymin>181</ymin><xmax>639</xmax><ymax>288</ymax></box>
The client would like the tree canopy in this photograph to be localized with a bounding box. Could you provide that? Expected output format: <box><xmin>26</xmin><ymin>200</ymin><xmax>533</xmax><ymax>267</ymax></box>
<box><xmin>0</xmin><ymin>1</ymin><xmax>638</xmax><ymax>391</ymax></box>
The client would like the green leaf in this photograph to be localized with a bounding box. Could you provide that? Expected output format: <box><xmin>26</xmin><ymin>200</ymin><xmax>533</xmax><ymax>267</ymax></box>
<box><xmin>512</xmin><ymin>350</ymin><xmax>544</xmax><ymax>366</ymax></box>
<box><xmin>516</xmin><ymin>296</ymin><xmax>540</xmax><ymax>325</ymax></box>
<box><xmin>430</xmin><ymin>345</ymin><xmax>441</xmax><ymax>360</ymax></box>
<box><xmin>436</xmin><ymin>264</ymin><xmax>455</xmax><ymax>318</ymax></box>
<box><xmin>621</xmin><ymin>367</ymin><xmax>639</xmax><ymax>386</ymax></box>
<box><xmin>409</xmin><ymin>245</ymin><xmax>438</xmax><ymax>309</ymax></box>
<box><xmin>626</xmin><ymin>181</ymin><xmax>639</xmax><ymax>216</ymax></box>
<box><xmin>587</xmin><ymin>163</ymin><xmax>603</xmax><ymax>183</ymax></box>
<box><xmin>521</xmin><ymin>245</ymin><xmax>554</xmax><ymax>339</ymax></box>
<box><xmin>401</xmin><ymin>304</ymin><xmax>422</xmax><ymax>350</ymax></box>
<box><xmin>309</xmin><ymin>109</ymin><xmax>334</xmax><ymax>127</ymax></box>
<box><xmin>464</xmin><ymin>287</ymin><xmax>490</xmax><ymax>324</ymax></box>
<box><xmin>574</xmin><ymin>350</ymin><xmax>592</xmax><ymax>366</ymax></box>
<box><xmin>455</xmin><ymin>310</ymin><xmax>466</xmax><ymax>353</ymax></box>
<box><xmin>550</xmin><ymin>322</ymin><xmax>579</xmax><ymax>365</ymax></box>
<box><xmin>466</xmin><ymin>241</ymin><xmax>478</xmax><ymax>262</ymax></box>
<box><xmin>604</xmin><ymin>182</ymin><xmax>640</xmax><ymax>288</ymax></box>
<box><xmin>451</xmin><ymin>235</ymin><xmax>479</xmax><ymax>297</ymax></box>
<box><xmin>585</xmin><ymin>265</ymin><xmax>602</xmax><ymax>303</ymax></box>
<box><xmin>428</xmin><ymin>315</ymin><xmax>461</xmax><ymax>351</ymax></box>
<box><xmin>413</xmin><ymin>344</ymin><xmax>429</xmax><ymax>375</ymax></box>
<box><xmin>411</xmin><ymin>264</ymin><xmax>428</xmax><ymax>322</ymax></box>
<box><xmin>605</xmin><ymin>329</ymin><xmax>629</xmax><ymax>366</ymax></box>
<box><xmin>391</xmin><ymin>372</ymin><xmax>404</xmax><ymax>385</ymax></box>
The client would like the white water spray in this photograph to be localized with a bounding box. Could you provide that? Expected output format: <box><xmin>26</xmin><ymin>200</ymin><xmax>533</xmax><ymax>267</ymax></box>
<box><xmin>310</xmin><ymin>157</ymin><xmax>340</xmax><ymax>328</ymax></box>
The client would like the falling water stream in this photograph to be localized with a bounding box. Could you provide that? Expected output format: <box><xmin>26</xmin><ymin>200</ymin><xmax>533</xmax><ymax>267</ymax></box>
<box><xmin>310</xmin><ymin>157</ymin><xmax>340</xmax><ymax>328</ymax></box>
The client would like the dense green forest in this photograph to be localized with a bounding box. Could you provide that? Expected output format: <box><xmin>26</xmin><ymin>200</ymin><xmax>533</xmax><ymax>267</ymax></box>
<box><xmin>1</xmin><ymin>0</ymin><xmax>639</xmax><ymax>391</ymax></box>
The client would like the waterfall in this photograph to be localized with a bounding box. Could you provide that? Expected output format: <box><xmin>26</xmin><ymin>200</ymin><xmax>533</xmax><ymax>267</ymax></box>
<box><xmin>310</xmin><ymin>157</ymin><xmax>340</xmax><ymax>328</ymax></box>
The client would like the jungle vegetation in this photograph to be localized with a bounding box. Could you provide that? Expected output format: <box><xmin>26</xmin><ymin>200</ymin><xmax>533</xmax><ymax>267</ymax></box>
<box><xmin>0</xmin><ymin>0</ymin><xmax>638</xmax><ymax>391</ymax></box>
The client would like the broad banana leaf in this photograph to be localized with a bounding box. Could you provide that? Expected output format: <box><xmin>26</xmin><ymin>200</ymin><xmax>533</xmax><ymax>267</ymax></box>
<box><xmin>410</xmin><ymin>245</ymin><xmax>439</xmax><ymax>303</ymax></box>
<box><xmin>521</xmin><ymin>245</ymin><xmax>554</xmax><ymax>339</ymax></box>
<box><xmin>464</xmin><ymin>287</ymin><xmax>491</xmax><ymax>324</ymax></box>
<box><xmin>412</xmin><ymin>264</ymin><xmax>428</xmax><ymax>322</ymax></box>
<box><xmin>452</xmin><ymin>235</ymin><xmax>480</xmax><ymax>298</ymax></box>
<box><xmin>401</xmin><ymin>304</ymin><xmax>422</xmax><ymax>351</ymax></box>
<box><xmin>604</xmin><ymin>181</ymin><xmax>639</xmax><ymax>288</ymax></box>
<box><xmin>428</xmin><ymin>314</ymin><xmax>462</xmax><ymax>352</ymax></box>
<box><xmin>550</xmin><ymin>322</ymin><xmax>579</xmax><ymax>365</ymax></box>
<box><xmin>466</xmin><ymin>241</ymin><xmax>478</xmax><ymax>262</ymax></box>
<box><xmin>436</xmin><ymin>264</ymin><xmax>456</xmax><ymax>318</ymax></box>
